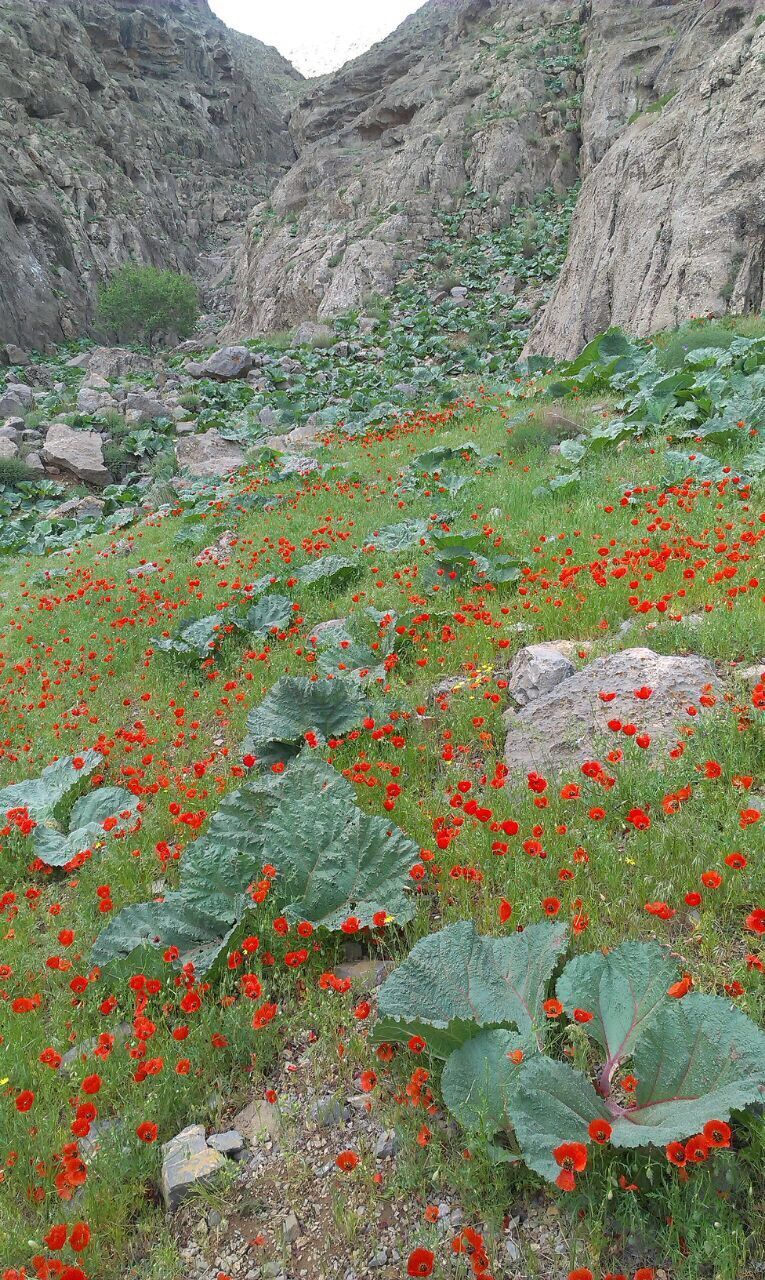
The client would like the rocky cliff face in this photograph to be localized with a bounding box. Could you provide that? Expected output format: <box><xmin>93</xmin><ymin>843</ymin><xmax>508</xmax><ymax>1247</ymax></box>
<box><xmin>527</xmin><ymin>0</ymin><xmax>764</xmax><ymax>358</ymax></box>
<box><xmin>0</xmin><ymin>0</ymin><xmax>301</xmax><ymax>348</ymax></box>
<box><xmin>230</xmin><ymin>0</ymin><xmax>585</xmax><ymax>335</ymax></box>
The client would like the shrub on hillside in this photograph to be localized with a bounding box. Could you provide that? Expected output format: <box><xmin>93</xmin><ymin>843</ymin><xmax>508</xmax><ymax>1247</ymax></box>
<box><xmin>98</xmin><ymin>263</ymin><xmax>198</xmax><ymax>351</ymax></box>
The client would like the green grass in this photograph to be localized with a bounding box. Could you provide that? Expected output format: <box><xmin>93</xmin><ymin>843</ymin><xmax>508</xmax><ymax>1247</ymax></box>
<box><xmin>0</xmin><ymin>381</ymin><xmax>762</xmax><ymax>1278</ymax></box>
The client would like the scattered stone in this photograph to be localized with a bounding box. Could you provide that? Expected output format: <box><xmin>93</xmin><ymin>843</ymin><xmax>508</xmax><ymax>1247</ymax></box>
<box><xmin>161</xmin><ymin>1124</ymin><xmax>226</xmax><ymax>1212</ymax></box>
<box><xmin>232</xmin><ymin>1097</ymin><xmax>281</xmax><ymax>1145</ymax></box>
<box><xmin>736</xmin><ymin>664</ymin><xmax>764</xmax><ymax>691</ymax></box>
<box><xmin>76</xmin><ymin>385</ymin><xmax>117</xmax><ymax>415</ymax></box>
<box><xmin>207</xmin><ymin>1130</ymin><xmax>245</xmax><ymax>1157</ymax></box>
<box><xmin>41</xmin><ymin>422</ymin><xmax>112</xmax><ymax>487</ymax></box>
<box><xmin>198</xmin><ymin>345</ymin><xmax>253</xmax><ymax>380</ymax></box>
<box><xmin>505</xmin><ymin>643</ymin><xmax>575</xmax><ymax>707</ymax></box>
<box><xmin>0</xmin><ymin>437</ymin><xmax>18</xmax><ymax>460</ymax></box>
<box><xmin>504</xmin><ymin>647</ymin><xmax>722</xmax><ymax>775</ymax></box>
<box><xmin>283</xmin><ymin>1211</ymin><xmax>301</xmax><ymax>1245</ymax></box>
<box><xmin>23</xmin><ymin>451</ymin><xmax>45</xmax><ymax>473</ymax></box>
<box><xmin>391</xmin><ymin>381</ymin><xmax>418</xmax><ymax>401</ymax></box>
<box><xmin>0</xmin><ymin>383</ymin><xmax>34</xmax><ymax>416</ymax></box>
<box><xmin>175</xmin><ymin>429</ymin><xmax>245</xmax><ymax>477</ymax></box>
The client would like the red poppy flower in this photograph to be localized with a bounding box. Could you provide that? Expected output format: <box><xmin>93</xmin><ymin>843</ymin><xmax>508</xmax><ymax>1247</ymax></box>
<box><xmin>335</xmin><ymin>1150</ymin><xmax>359</xmax><ymax>1171</ymax></box>
<box><xmin>69</xmin><ymin>1221</ymin><xmax>91</xmax><ymax>1252</ymax></box>
<box><xmin>553</xmin><ymin>1141</ymin><xmax>587</xmax><ymax>1191</ymax></box>
<box><xmin>588</xmin><ymin>1118</ymin><xmax>612</xmax><ymax>1144</ymax></box>
<box><xmin>665</xmin><ymin>1141</ymin><xmax>686</xmax><ymax>1166</ymax></box>
<box><xmin>407</xmin><ymin>1248</ymin><xmax>434</xmax><ymax>1277</ymax></box>
<box><xmin>702</xmin><ymin>1119</ymin><xmax>731</xmax><ymax>1148</ymax></box>
<box><xmin>544</xmin><ymin>998</ymin><xmax>563</xmax><ymax>1018</ymax></box>
<box><xmin>684</xmin><ymin>1134</ymin><xmax>710</xmax><ymax>1162</ymax></box>
<box><xmin>573</xmin><ymin>1008</ymin><xmax>593</xmax><ymax>1024</ymax></box>
<box><xmin>569</xmin><ymin>1270</ymin><xmax>594</xmax><ymax>1280</ymax></box>
<box><xmin>136</xmin><ymin>1121</ymin><xmax>158</xmax><ymax>1143</ymax></box>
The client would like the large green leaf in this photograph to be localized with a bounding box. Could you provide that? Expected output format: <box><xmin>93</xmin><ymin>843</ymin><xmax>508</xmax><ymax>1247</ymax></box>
<box><xmin>0</xmin><ymin>751</ymin><xmax>101</xmax><ymax>822</ymax></box>
<box><xmin>93</xmin><ymin>756</ymin><xmax>416</xmax><ymax>970</ymax></box>
<box><xmin>69</xmin><ymin>787</ymin><xmax>140</xmax><ymax>831</ymax></box>
<box><xmin>374</xmin><ymin>919</ymin><xmax>568</xmax><ymax>1057</ymax></box>
<box><xmin>294</xmin><ymin>555</ymin><xmax>359</xmax><ymax>590</ymax></box>
<box><xmin>32</xmin><ymin>822</ymin><xmax>107</xmax><ymax>869</ymax></box>
<box><xmin>244</xmin><ymin>594</ymin><xmax>295</xmax><ymax>636</ymax></box>
<box><xmin>441</xmin><ymin>1029</ymin><xmax>531</xmax><ymax>1138</ymax></box>
<box><xmin>363</xmin><ymin>520</ymin><xmax>429</xmax><ymax>552</ymax></box>
<box><xmin>260</xmin><ymin>757</ymin><xmax>418</xmax><ymax>928</ymax></box>
<box><xmin>151</xmin><ymin>610</ymin><xmax>242</xmax><ymax>657</ymax></box>
<box><xmin>556</xmin><ymin>941</ymin><xmax>678</xmax><ymax>1091</ymax></box>
<box><xmin>609</xmin><ymin>994</ymin><xmax>765</xmax><ymax>1148</ymax></box>
<box><xmin>243</xmin><ymin>675</ymin><xmax>368</xmax><ymax>766</ymax></box>
<box><xmin>509</xmin><ymin>1055</ymin><xmax>610</xmax><ymax>1183</ymax></box>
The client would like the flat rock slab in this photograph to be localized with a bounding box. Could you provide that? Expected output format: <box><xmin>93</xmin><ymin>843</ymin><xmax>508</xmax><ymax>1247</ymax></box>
<box><xmin>161</xmin><ymin>1124</ymin><xmax>226</xmax><ymax>1212</ymax></box>
<box><xmin>503</xmin><ymin>646</ymin><xmax>722</xmax><ymax>776</ymax></box>
<box><xmin>175</xmin><ymin>429</ymin><xmax>245</xmax><ymax>477</ymax></box>
<box><xmin>41</xmin><ymin>422</ymin><xmax>111</xmax><ymax>487</ymax></box>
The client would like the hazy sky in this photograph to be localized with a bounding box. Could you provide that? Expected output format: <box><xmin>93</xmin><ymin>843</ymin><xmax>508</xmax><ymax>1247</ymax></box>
<box><xmin>209</xmin><ymin>0</ymin><xmax>426</xmax><ymax>76</ymax></box>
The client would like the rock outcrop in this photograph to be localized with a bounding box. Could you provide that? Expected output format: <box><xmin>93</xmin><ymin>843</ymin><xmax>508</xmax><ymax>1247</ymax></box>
<box><xmin>0</xmin><ymin>0</ymin><xmax>302</xmax><ymax>347</ymax></box>
<box><xmin>230</xmin><ymin>0</ymin><xmax>584</xmax><ymax>335</ymax></box>
<box><xmin>526</xmin><ymin>1</ymin><xmax>764</xmax><ymax>358</ymax></box>
<box><xmin>503</xmin><ymin>647</ymin><xmax>722</xmax><ymax>775</ymax></box>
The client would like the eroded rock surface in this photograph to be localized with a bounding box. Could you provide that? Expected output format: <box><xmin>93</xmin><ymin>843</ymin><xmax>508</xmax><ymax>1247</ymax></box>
<box><xmin>0</xmin><ymin>0</ymin><xmax>301</xmax><ymax>346</ymax></box>
<box><xmin>527</xmin><ymin>2</ymin><xmax>763</xmax><ymax>357</ymax></box>
<box><xmin>503</xmin><ymin>647</ymin><xmax>722</xmax><ymax>775</ymax></box>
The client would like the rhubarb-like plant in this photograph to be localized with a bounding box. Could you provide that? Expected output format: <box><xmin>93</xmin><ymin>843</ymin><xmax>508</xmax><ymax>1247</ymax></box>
<box><xmin>374</xmin><ymin>927</ymin><xmax>765</xmax><ymax>1184</ymax></box>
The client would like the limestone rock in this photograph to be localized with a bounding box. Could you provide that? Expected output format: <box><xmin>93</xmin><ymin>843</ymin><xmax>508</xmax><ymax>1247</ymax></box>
<box><xmin>0</xmin><ymin>383</ymin><xmax>33</xmax><ymax>417</ymax></box>
<box><xmin>76</xmin><ymin>386</ymin><xmax>117</xmax><ymax>416</ymax></box>
<box><xmin>3</xmin><ymin>343</ymin><xmax>28</xmax><ymax>365</ymax></box>
<box><xmin>197</xmin><ymin>346</ymin><xmax>253</xmax><ymax>380</ymax></box>
<box><xmin>527</xmin><ymin>4</ymin><xmax>763</xmax><ymax>357</ymax></box>
<box><xmin>175</xmin><ymin>429</ymin><xmax>245</xmax><ymax>477</ymax></box>
<box><xmin>0</xmin><ymin>437</ymin><xmax>18</xmax><ymax>460</ymax></box>
<box><xmin>506</xmin><ymin>643</ymin><xmax>575</xmax><ymax>707</ymax></box>
<box><xmin>229</xmin><ymin>0</ymin><xmax>581</xmax><ymax>335</ymax></box>
<box><xmin>0</xmin><ymin>3</ymin><xmax>301</xmax><ymax>348</ymax></box>
<box><xmin>503</xmin><ymin>647</ymin><xmax>722</xmax><ymax>775</ymax></box>
<box><xmin>41</xmin><ymin>422</ymin><xmax>111</xmax><ymax>487</ymax></box>
<box><xmin>161</xmin><ymin>1124</ymin><xmax>226</xmax><ymax>1212</ymax></box>
<box><xmin>232</xmin><ymin>1098</ymin><xmax>281</xmax><ymax>1145</ymax></box>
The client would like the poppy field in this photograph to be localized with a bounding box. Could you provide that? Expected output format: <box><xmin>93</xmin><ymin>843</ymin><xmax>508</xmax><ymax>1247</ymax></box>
<box><xmin>1</xmin><ymin>321</ymin><xmax>764</xmax><ymax>1280</ymax></box>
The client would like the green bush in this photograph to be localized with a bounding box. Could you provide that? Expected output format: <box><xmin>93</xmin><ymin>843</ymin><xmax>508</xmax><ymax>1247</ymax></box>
<box><xmin>98</xmin><ymin>263</ymin><xmax>198</xmax><ymax>352</ymax></box>
<box><xmin>0</xmin><ymin>456</ymin><xmax>35</xmax><ymax>488</ymax></box>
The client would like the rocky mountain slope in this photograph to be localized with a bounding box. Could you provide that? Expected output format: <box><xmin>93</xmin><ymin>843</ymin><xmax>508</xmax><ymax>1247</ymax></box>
<box><xmin>0</xmin><ymin>0</ymin><xmax>301</xmax><ymax>348</ymax></box>
<box><xmin>527</xmin><ymin>0</ymin><xmax>764</xmax><ymax>358</ymax></box>
<box><xmin>230</xmin><ymin>0</ymin><xmax>762</xmax><ymax>351</ymax></box>
<box><xmin>229</xmin><ymin>0</ymin><xmax>584</xmax><ymax>334</ymax></box>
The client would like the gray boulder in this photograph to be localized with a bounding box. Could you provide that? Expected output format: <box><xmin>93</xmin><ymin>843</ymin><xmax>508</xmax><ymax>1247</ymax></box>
<box><xmin>161</xmin><ymin>1124</ymin><xmax>226</xmax><ymax>1212</ymax></box>
<box><xmin>197</xmin><ymin>345</ymin><xmax>253</xmax><ymax>380</ymax></box>
<box><xmin>76</xmin><ymin>386</ymin><xmax>117</xmax><ymax>416</ymax></box>
<box><xmin>0</xmin><ymin>383</ymin><xmax>34</xmax><ymax>417</ymax></box>
<box><xmin>41</xmin><ymin>422</ymin><xmax>112</xmax><ymax>487</ymax></box>
<box><xmin>175</xmin><ymin>429</ymin><xmax>245</xmax><ymax>477</ymax></box>
<box><xmin>83</xmin><ymin>347</ymin><xmax>154</xmax><ymax>379</ymax></box>
<box><xmin>124</xmin><ymin>391</ymin><xmax>170</xmax><ymax>423</ymax></box>
<box><xmin>506</xmin><ymin>643</ymin><xmax>576</xmax><ymax>707</ymax></box>
<box><xmin>0</xmin><ymin>437</ymin><xmax>19</xmax><ymax>460</ymax></box>
<box><xmin>504</xmin><ymin>647</ymin><xmax>722</xmax><ymax>776</ymax></box>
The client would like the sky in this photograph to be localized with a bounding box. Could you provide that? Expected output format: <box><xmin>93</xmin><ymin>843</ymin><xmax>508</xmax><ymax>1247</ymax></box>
<box><xmin>209</xmin><ymin>0</ymin><xmax>427</xmax><ymax>76</ymax></box>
